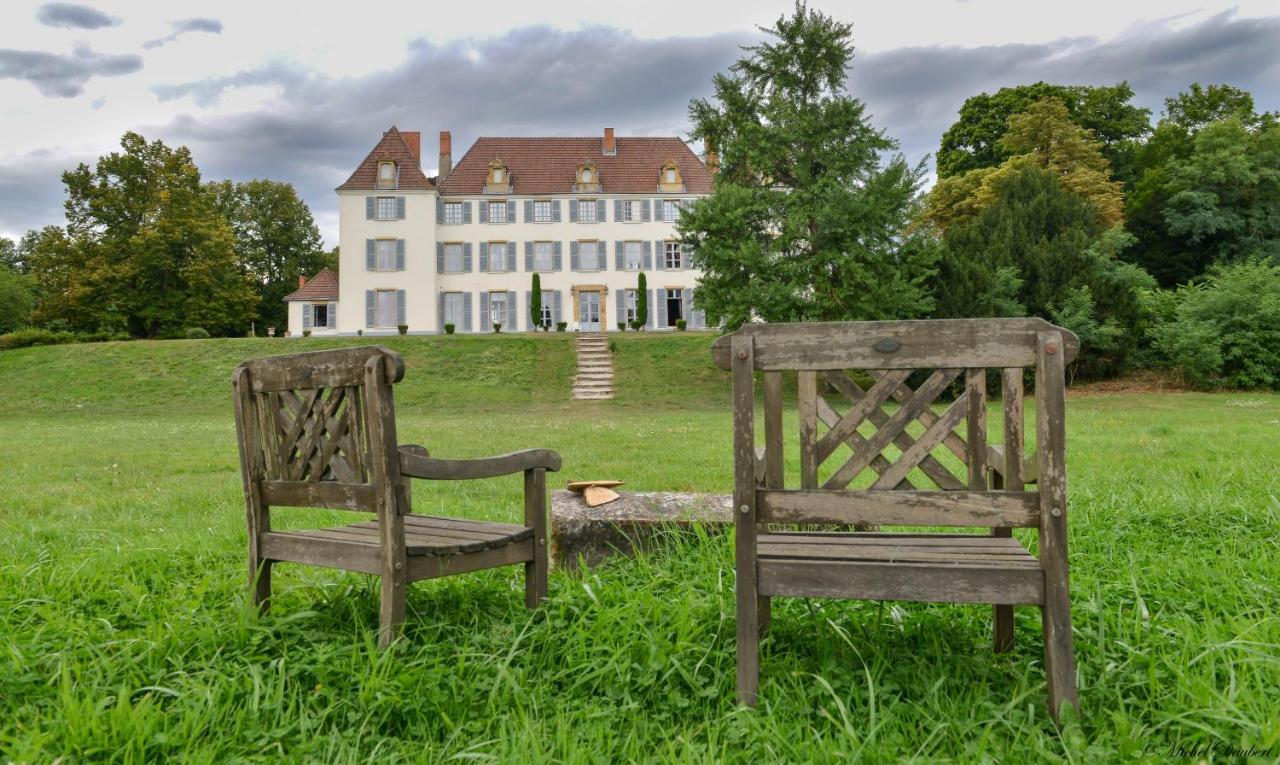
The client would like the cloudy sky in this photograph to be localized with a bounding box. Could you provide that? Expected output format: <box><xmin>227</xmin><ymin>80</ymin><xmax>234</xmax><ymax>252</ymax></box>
<box><xmin>2</xmin><ymin>1</ymin><xmax>1279</xmax><ymax>246</ymax></box>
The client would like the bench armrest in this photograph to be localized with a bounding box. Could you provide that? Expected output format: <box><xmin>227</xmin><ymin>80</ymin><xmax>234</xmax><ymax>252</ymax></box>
<box><xmin>398</xmin><ymin>445</ymin><xmax>562</xmax><ymax>480</ymax></box>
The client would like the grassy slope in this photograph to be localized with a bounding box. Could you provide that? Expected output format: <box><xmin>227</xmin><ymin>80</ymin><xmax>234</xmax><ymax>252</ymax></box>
<box><xmin>1</xmin><ymin>335</ymin><xmax>1278</xmax><ymax>763</ymax></box>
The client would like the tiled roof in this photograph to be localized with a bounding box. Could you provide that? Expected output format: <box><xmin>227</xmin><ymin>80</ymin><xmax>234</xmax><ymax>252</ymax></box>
<box><xmin>336</xmin><ymin>127</ymin><xmax>433</xmax><ymax>191</ymax></box>
<box><xmin>283</xmin><ymin>268</ymin><xmax>339</xmax><ymax>302</ymax></box>
<box><xmin>436</xmin><ymin>136</ymin><xmax>712</xmax><ymax>195</ymax></box>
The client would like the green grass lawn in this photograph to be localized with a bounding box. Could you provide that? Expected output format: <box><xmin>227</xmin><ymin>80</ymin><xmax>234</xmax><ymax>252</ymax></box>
<box><xmin>1</xmin><ymin>335</ymin><xmax>1278</xmax><ymax>763</ymax></box>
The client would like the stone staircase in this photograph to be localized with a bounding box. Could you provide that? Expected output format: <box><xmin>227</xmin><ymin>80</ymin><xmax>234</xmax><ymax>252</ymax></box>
<box><xmin>572</xmin><ymin>332</ymin><xmax>614</xmax><ymax>400</ymax></box>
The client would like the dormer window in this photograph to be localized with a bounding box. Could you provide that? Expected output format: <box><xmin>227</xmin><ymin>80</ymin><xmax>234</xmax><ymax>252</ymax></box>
<box><xmin>377</xmin><ymin>161</ymin><xmax>397</xmax><ymax>189</ymax></box>
<box><xmin>485</xmin><ymin>159</ymin><xmax>510</xmax><ymax>193</ymax></box>
<box><xmin>575</xmin><ymin>161</ymin><xmax>601</xmax><ymax>193</ymax></box>
<box><xmin>581</xmin><ymin>168</ymin><xmax>592</xmax><ymax>183</ymax></box>
<box><xmin>658</xmin><ymin>159</ymin><xmax>684</xmax><ymax>192</ymax></box>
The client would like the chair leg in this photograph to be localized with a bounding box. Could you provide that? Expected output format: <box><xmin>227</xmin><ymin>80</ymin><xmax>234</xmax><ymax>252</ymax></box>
<box><xmin>758</xmin><ymin>595</ymin><xmax>771</xmax><ymax>636</ymax></box>
<box><xmin>249</xmin><ymin>557</ymin><xmax>272</xmax><ymax>615</ymax></box>
<box><xmin>993</xmin><ymin>605</ymin><xmax>1014</xmax><ymax>653</ymax></box>
<box><xmin>378</xmin><ymin>570</ymin><xmax>407</xmax><ymax>649</ymax></box>
<box><xmin>1041</xmin><ymin>600</ymin><xmax>1079</xmax><ymax>721</ymax></box>
<box><xmin>737</xmin><ymin>579</ymin><xmax>760</xmax><ymax>707</ymax></box>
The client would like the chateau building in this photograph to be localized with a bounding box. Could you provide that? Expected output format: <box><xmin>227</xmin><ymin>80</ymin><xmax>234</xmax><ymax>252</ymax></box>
<box><xmin>286</xmin><ymin>126</ymin><xmax>712</xmax><ymax>335</ymax></box>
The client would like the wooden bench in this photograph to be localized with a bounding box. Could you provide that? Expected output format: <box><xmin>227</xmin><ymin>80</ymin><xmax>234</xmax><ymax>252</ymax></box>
<box><xmin>711</xmin><ymin>318</ymin><xmax>1081</xmax><ymax>720</ymax></box>
<box><xmin>231</xmin><ymin>346</ymin><xmax>560</xmax><ymax>647</ymax></box>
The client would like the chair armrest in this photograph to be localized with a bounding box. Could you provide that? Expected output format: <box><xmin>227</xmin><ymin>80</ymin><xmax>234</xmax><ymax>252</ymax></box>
<box><xmin>398</xmin><ymin>445</ymin><xmax>562</xmax><ymax>480</ymax></box>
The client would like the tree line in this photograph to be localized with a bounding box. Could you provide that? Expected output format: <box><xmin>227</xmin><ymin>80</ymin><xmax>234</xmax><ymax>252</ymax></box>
<box><xmin>681</xmin><ymin>3</ymin><xmax>1280</xmax><ymax>389</ymax></box>
<box><xmin>0</xmin><ymin>132</ymin><xmax>335</xmax><ymax>339</ymax></box>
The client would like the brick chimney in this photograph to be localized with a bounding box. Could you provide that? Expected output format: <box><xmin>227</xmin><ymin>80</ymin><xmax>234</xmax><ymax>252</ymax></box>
<box><xmin>438</xmin><ymin>131</ymin><xmax>452</xmax><ymax>177</ymax></box>
<box><xmin>298</xmin><ymin>275</ymin><xmax>307</xmax><ymax>288</ymax></box>
<box><xmin>401</xmin><ymin>131</ymin><xmax>421</xmax><ymax>165</ymax></box>
<box><xmin>602</xmin><ymin>127</ymin><xmax>616</xmax><ymax>156</ymax></box>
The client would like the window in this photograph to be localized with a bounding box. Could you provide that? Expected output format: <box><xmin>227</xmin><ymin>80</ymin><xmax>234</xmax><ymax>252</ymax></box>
<box><xmin>533</xmin><ymin>200</ymin><xmax>553</xmax><ymax>223</ymax></box>
<box><xmin>444</xmin><ymin>202</ymin><xmax>464</xmax><ymax>224</ymax></box>
<box><xmin>665</xmin><ymin>288</ymin><xmax>684</xmax><ymax>326</ymax></box>
<box><xmin>488</xmin><ymin>201</ymin><xmax>508</xmax><ymax>223</ymax></box>
<box><xmin>488</xmin><ymin>242</ymin><xmax>508</xmax><ymax>272</ymax></box>
<box><xmin>376</xmin><ymin>290</ymin><xmax>398</xmax><ymax>327</ymax></box>
<box><xmin>533</xmin><ymin>242</ymin><xmax>554</xmax><ymax>271</ymax></box>
<box><xmin>376</xmin><ymin>239</ymin><xmax>397</xmax><ymax>270</ymax></box>
<box><xmin>540</xmin><ymin>292</ymin><xmax>554</xmax><ymax>328</ymax></box>
<box><xmin>444</xmin><ymin>243</ymin><xmax>464</xmax><ymax>273</ymax></box>
<box><xmin>375</xmin><ymin>196</ymin><xmax>398</xmax><ymax>220</ymax></box>
<box><xmin>624</xmin><ymin>241</ymin><xmax>643</xmax><ymax>270</ymax></box>
<box><xmin>378</xmin><ymin>161</ymin><xmax>396</xmax><ymax>188</ymax></box>
<box><xmin>625</xmin><ymin>289</ymin><xmax>638</xmax><ymax>323</ymax></box>
<box><xmin>312</xmin><ymin>303</ymin><xmax>329</xmax><ymax>328</ymax></box>
<box><xmin>578</xmin><ymin>199</ymin><xmax>597</xmax><ymax>223</ymax></box>
<box><xmin>665</xmin><ymin>168</ymin><xmax>677</xmax><ymax>184</ymax></box>
<box><xmin>660</xmin><ymin>200</ymin><xmax>680</xmax><ymax>222</ymax></box>
<box><xmin>664</xmin><ymin>241</ymin><xmax>683</xmax><ymax>270</ymax></box>
<box><xmin>443</xmin><ymin>292</ymin><xmax>464</xmax><ymax>328</ymax></box>
<box><xmin>490</xmin><ymin>292</ymin><xmax>507</xmax><ymax>326</ymax></box>
<box><xmin>578</xmin><ymin>241</ymin><xmax>600</xmax><ymax>271</ymax></box>
<box><xmin>493</xmin><ymin>167</ymin><xmax>503</xmax><ymax>183</ymax></box>
<box><xmin>581</xmin><ymin>168</ymin><xmax>593</xmax><ymax>183</ymax></box>
<box><xmin>621</xmin><ymin>200</ymin><xmax>642</xmax><ymax>222</ymax></box>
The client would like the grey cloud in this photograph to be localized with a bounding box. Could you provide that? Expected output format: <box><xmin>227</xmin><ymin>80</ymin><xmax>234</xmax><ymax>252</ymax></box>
<box><xmin>0</xmin><ymin>43</ymin><xmax>142</xmax><ymax>97</ymax></box>
<box><xmin>35</xmin><ymin>2</ymin><xmax>120</xmax><ymax>30</ymax></box>
<box><xmin>0</xmin><ymin>150</ymin><xmax>82</xmax><ymax>239</ymax></box>
<box><xmin>143</xmin><ymin>17</ymin><xmax>224</xmax><ymax>49</ymax></box>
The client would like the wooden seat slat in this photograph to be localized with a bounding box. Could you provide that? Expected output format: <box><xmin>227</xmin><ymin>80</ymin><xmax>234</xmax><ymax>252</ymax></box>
<box><xmin>759</xmin><ymin>531</ymin><xmax>1027</xmax><ymax>550</ymax></box>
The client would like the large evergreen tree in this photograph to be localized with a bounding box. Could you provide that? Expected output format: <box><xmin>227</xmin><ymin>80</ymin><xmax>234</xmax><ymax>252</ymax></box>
<box><xmin>679</xmin><ymin>2</ymin><xmax>936</xmax><ymax>328</ymax></box>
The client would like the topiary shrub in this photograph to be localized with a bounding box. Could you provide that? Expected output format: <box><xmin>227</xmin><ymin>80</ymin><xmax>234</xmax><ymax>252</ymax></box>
<box><xmin>617</xmin><ymin>321</ymin><xmax>627</xmax><ymax>331</ymax></box>
<box><xmin>676</xmin><ymin>319</ymin><xmax>687</xmax><ymax>331</ymax></box>
<box><xmin>629</xmin><ymin>319</ymin><xmax>643</xmax><ymax>331</ymax></box>
<box><xmin>556</xmin><ymin>321</ymin><xmax>568</xmax><ymax>332</ymax></box>
<box><xmin>302</xmin><ymin>330</ymin><xmax>311</xmax><ymax>337</ymax></box>
<box><xmin>493</xmin><ymin>323</ymin><xmax>502</xmax><ymax>333</ymax></box>
<box><xmin>444</xmin><ymin>323</ymin><xmax>456</xmax><ymax>335</ymax></box>
<box><xmin>357</xmin><ymin>329</ymin><xmax>363</xmax><ymax>336</ymax></box>
<box><xmin>397</xmin><ymin>324</ymin><xmax>408</xmax><ymax>335</ymax></box>
<box><xmin>185</xmin><ymin>327</ymin><xmax>210</xmax><ymax>339</ymax></box>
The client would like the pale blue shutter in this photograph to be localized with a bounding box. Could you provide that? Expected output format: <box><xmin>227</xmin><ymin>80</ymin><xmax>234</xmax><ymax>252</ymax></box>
<box><xmin>649</xmin><ymin>240</ymin><xmax>658</xmax><ymax>270</ymax></box>
<box><xmin>366</xmin><ymin>197</ymin><xmax>375</xmax><ymax>219</ymax></box>
<box><xmin>366</xmin><ymin>239</ymin><xmax>375</xmax><ymax>270</ymax></box>
<box><xmin>396</xmin><ymin>290</ymin><xmax>406</xmax><ymax>326</ymax></box>
<box><xmin>366</xmin><ymin>290</ymin><xmax>375</xmax><ymax>327</ymax></box>
<box><xmin>524</xmin><ymin>241</ymin><xmax>533</xmax><ymax>271</ymax></box>
<box><xmin>569</xmin><ymin>200</ymin><xmax>578</xmax><ymax>222</ymax></box>
<box><xmin>462</xmin><ymin>201</ymin><xmax>472</xmax><ymax>223</ymax></box>
<box><xmin>463</xmin><ymin>242</ymin><xmax>473</xmax><ymax>272</ymax></box>
<box><xmin>438</xmin><ymin>293</ymin><xmax>446</xmax><ymax>331</ymax></box>
<box><xmin>648</xmin><ymin>289</ymin><xmax>656</xmax><ymax>328</ymax></box>
<box><xmin>462</xmin><ymin>292</ymin><xmax>473</xmax><ymax>332</ymax></box>
<box><xmin>682</xmin><ymin>290</ymin><xmax>691</xmax><ymax>325</ymax></box>
<box><xmin>507</xmin><ymin>200</ymin><xmax>516</xmax><ymax>223</ymax></box>
<box><xmin>395</xmin><ymin>239</ymin><xmax>405</xmax><ymax>271</ymax></box>
<box><xmin>570</xmin><ymin>241</ymin><xmax>580</xmax><ymax>271</ymax></box>
<box><xmin>614</xmin><ymin>199</ymin><xmax>623</xmax><ymax>222</ymax></box>
<box><xmin>552</xmin><ymin>200</ymin><xmax>561</xmax><ymax>222</ymax></box>
<box><xmin>506</xmin><ymin>291</ymin><xmax>516</xmax><ymax>330</ymax></box>
<box><xmin>479</xmin><ymin>242</ymin><xmax>489</xmax><ymax>272</ymax></box>
<box><xmin>479</xmin><ymin>201</ymin><xmax>489</xmax><ymax>223</ymax></box>
<box><xmin>616</xmin><ymin>290</ymin><xmax>624</xmax><ymax>326</ymax></box>
<box><xmin>525</xmin><ymin>291</ymin><xmax>532</xmax><ymax>331</ymax></box>
<box><xmin>302</xmin><ymin>303</ymin><xmax>312</xmax><ymax>330</ymax></box>
<box><xmin>552</xmin><ymin>241</ymin><xmax>562</xmax><ymax>270</ymax></box>
<box><xmin>597</xmin><ymin>199</ymin><xmax>606</xmax><ymax>222</ymax></box>
<box><xmin>553</xmin><ymin>290</ymin><xmax>562</xmax><ymax>323</ymax></box>
<box><xmin>657</xmin><ymin>288</ymin><xmax>667</xmax><ymax>328</ymax></box>
<box><xmin>641</xmin><ymin>199</ymin><xmax>651</xmax><ymax>222</ymax></box>
<box><xmin>436</xmin><ymin>243</ymin><xmax>444</xmax><ymax>272</ymax></box>
<box><xmin>524</xmin><ymin>200</ymin><xmax>534</xmax><ymax>223</ymax></box>
<box><xmin>436</xmin><ymin>198</ymin><xmax>444</xmax><ymax>224</ymax></box>
<box><xmin>480</xmin><ymin>292</ymin><xmax>489</xmax><ymax>329</ymax></box>
<box><xmin>327</xmin><ymin>303</ymin><xmax>337</xmax><ymax>328</ymax></box>
<box><xmin>615</xmin><ymin>241</ymin><xmax>625</xmax><ymax>270</ymax></box>
<box><xmin>396</xmin><ymin>197</ymin><xmax>406</xmax><ymax>219</ymax></box>
<box><xmin>506</xmin><ymin>244</ymin><xmax>515</xmax><ymax>271</ymax></box>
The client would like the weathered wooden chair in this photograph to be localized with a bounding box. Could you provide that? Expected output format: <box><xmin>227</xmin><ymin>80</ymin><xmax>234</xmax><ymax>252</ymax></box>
<box><xmin>231</xmin><ymin>346</ymin><xmax>560</xmax><ymax>646</ymax></box>
<box><xmin>711</xmin><ymin>318</ymin><xmax>1080</xmax><ymax>720</ymax></box>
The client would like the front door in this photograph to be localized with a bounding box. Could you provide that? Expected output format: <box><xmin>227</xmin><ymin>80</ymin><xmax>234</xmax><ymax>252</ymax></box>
<box><xmin>578</xmin><ymin>290</ymin><xmax>601</xmax><ymax>331</ymax></box>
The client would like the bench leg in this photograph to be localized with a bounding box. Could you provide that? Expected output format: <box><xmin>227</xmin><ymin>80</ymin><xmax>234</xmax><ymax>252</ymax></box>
<box><xmin>1041</xmin><ymin>599</ymin><xmax>1078</xmax><ymax>721</ymax></box>
<box><xmin>378</xmin><ymin>570</ymin><xmax>406</xmax><ymax>649</ymax></box>
<box><xmin>249</xmin><ymin>558</ymin><xmax>272</xmax><ymax>615</ymax></box>
<box><xmin>993</xmin><ymin>605</ymin><xmax>1014</xmax><ymax>653</ymax></box>
<box><xmin>737</xmin><ymin>579</ymin><xmax>760</xmax><ymax>707</ymax></box>
<box><xmin>758</xmin><ymin>595</ymin><xmax>771</xmax><ymax>636</ymax></box>
<box><xmin>524</xmin><ymin>468</ymin><xmax>549</xmax><ymax>609</ymax></box>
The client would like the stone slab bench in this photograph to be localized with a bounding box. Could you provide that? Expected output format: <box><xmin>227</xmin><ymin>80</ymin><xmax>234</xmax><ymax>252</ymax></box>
<box><xmin>550</xmin><ymin>490</ymin><xmax>732</xmax><ymax>569</ymax></box>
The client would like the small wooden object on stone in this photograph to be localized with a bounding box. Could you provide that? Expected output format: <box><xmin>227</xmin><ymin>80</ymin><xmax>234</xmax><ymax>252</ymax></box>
<box><xmin>711</xmin><ymin>317</ymin><xmax>1082</xmax><ymax>722</ymax></box>
<box><xmin>231</xmin><ymin>346</ymin><xmax>560</xmax><ymax>649</ymax></box>
<box><xmin>567</xmin><ymin>479</ymin><xmax>624</xmax><ymax>507</ymax></box>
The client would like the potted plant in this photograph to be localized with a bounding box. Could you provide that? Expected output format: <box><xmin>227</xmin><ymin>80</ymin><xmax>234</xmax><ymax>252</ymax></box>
<box><xmin>357</xmin><ymin>329</ymin><xmax>363</xmax><ymax>336</ymax></box>
<box><xmin>617</xmin><ymin>321</ymin><xmax>627</xmax><ymax>331</ymax></box>
<box><xmin>556</xmin><ymin>321</ymin><xmax>568</xmax><ymax>332</ymax></box>
<box><xmin>629</xmin><ymin>319</ymin><xmax>642</xmax><ymax>331</ymax></box>
<box><xmin>493</xmin><ymin>322</ymin><xmax>502</xmax><ymax>333</ymax></box>
<box><xmin>302</xmin><ymin>330</ymin><xmax>311</xmax><ymax>337</ymax></box>
<box><xmin>397</xmin><ymin>324</ymin><xmax>408</xmax><ymax>335</ymax></box>
<box><xmin>444</xmin><ymin>323</ymin><xmax>456</xmax><ymax>335</ymax></box>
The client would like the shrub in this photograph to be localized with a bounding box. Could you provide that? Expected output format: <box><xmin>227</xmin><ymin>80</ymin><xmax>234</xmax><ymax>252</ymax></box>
<box><xmin>493</xmin><ymin>323</ymin><xmax>502</xmax><ymax>333</ymax></box>
<box><xmin>356</xmin><ymin>329</ymin><xmax>363</xmax><ymax>336</ymax></box>
<box><xmin>556</xmin><ymin>321</ymin><xmax>568</xmax><ymax>332</ymax></box>
<box><xmin>302</xmin><ymin>330</ymin><xmax>311</xmax><ymax>337</ymax></box>
<box><xmin>444</xmin><ymin>324</ymin><xmax>456</xmax><ymax>335</ymax></box>
<box><xmin>617</xmin><ymin>321</ymin><xmax>627</xmax><ymax>331</ymax></box>
<box><xmin>676</xmin><ymin>319</ymin><xmax>687</xmax><ymax>331</ymax></box>
<box><xmin>629</xmin><ymin>319</ymin><xmax>643</xmax><ymax>331</ymax></box>
<box><xmin>609</xmin><ymin>340</ymin><xmax>618</xmax><ymax>353</ymax></box>
<box><xmin>397</xmin><ymin>324</ymin><xmax>408</xmax><ymax>335</ymax></box>
<box><xmin>1148</xmin><ymin>259</ymin><xmax>1280</xmax><ymax>389</ymax></box>
<box><xmin>184</xmin><ymin>327</ymin><xmax>210</xmax><ymax>339</ymax></box>
<box><xmin>0</xmin><ymin>329</ymin><xmax>132</xmax><ymax>351</ymax></box>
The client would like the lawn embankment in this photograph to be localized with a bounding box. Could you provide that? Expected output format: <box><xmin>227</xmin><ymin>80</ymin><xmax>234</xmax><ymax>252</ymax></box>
<box><xmin>1</xmin><ymin>334</ymin><xmax>1278</xmax><ymax>762</ymax></box>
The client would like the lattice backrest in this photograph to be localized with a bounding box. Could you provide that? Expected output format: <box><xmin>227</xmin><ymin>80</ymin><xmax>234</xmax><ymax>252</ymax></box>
<box><xmin>231</xmin><ymin>347</ymin><xmax>405</xmax><ymax>512</ymax></box>
<box><xmin>713</xmin><ymin>319</ymin><xmax>1078</xmax><ymax>529</ymax></box>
